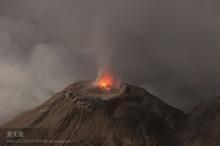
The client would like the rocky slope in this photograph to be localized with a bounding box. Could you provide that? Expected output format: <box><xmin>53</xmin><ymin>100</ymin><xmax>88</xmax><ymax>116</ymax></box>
<box><xmin>180</xmin><ymin>96</ymin><xmax>220</xmax><ymax>146</ymax></box>
<box><xmin>0</xmin><ymin>80</ymin><xmax>185</xmax><ymax>146</ymax></box>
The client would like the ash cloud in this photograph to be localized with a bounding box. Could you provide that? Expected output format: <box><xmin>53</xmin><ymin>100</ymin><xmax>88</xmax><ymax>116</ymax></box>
<box><xmin>0</xmin><ymin>0</ymin><xmax>220</xmax><ymax>123</ymax></box>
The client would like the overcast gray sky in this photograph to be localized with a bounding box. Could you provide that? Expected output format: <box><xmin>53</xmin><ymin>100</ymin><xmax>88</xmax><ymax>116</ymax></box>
<box><xmin>0</xmin><ymin>0</ymin><xmax>220</xmax><ymax>124</ymax></box>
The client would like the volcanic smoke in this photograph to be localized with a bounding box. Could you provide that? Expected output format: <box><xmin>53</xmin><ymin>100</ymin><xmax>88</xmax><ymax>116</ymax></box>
<box><xmin>95</xmin><ymin>68</ymin><xmax>120</xmax><ymax>90</ymax></box>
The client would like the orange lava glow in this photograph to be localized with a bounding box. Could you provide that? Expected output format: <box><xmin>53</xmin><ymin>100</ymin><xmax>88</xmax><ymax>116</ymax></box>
<box><xmin>96</xmin><ymin>68</ymin><xmax>118</xmax><ymax>90</ymax></box>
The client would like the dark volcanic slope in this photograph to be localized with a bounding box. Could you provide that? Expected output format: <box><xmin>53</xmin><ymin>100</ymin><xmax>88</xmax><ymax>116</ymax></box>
<box><xmin>1</xmin><ymin>81</ymin><xmax>184</xmax><ymax>146</ymax></box>
<box><xmin>180</xmin><ymin>97</ymin><xmax>220</xmax><ymax>146</ymax></box>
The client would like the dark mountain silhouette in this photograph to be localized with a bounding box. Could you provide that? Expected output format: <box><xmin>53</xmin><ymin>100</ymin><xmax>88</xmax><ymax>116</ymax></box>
<box><xmin>180</xmin><ymin>96</ymin><xmax>220</xmax><ymax>146</ymax></box>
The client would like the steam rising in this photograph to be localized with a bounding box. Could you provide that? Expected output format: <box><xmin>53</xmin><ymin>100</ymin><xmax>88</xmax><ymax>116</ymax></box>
<box><xmin>0</xmin><ymin>0</ymin><xmax>220</xmax><ymax>124</ymax></box>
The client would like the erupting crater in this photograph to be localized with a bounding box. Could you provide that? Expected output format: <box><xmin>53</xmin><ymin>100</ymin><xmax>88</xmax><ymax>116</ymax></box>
<box><xmin>81</xmin><ymin>68</ymin><xmax>124</xmax><ymax>98</ymax></box>
<box><xmin>95</xmin><ymin>68</ymin><xmax>120</xmax><ymax>90</ymax></box>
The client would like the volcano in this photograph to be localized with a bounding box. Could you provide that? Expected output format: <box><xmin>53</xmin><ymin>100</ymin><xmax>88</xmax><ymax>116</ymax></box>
<box><xmin>0</xmin><ymin>80</ymin><xmax>185</xmax><ymax>146</ymax></box>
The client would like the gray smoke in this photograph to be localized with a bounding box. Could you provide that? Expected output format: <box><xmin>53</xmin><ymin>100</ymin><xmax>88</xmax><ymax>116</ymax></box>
<box><xmin>0</xmin><ymin>0</ymin><xmax>220</xmax><ymax>124</ymax></box>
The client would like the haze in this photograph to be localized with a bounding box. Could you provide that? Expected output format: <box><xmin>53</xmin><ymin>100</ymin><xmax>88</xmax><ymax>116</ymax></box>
<box><xmin>0</xmin><ymin>0</ymin><xmax>219</xmax><ymax>124</ymax></box>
